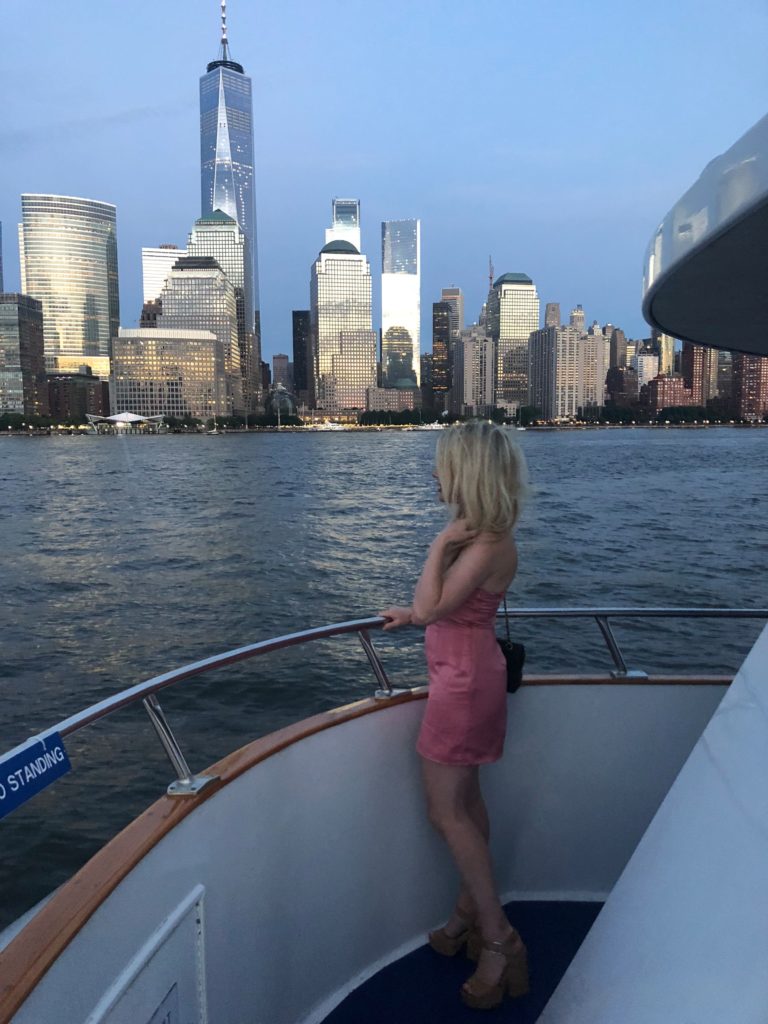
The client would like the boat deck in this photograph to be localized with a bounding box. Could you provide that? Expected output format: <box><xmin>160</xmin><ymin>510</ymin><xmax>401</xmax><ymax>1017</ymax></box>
<box><xmin>325</xmin><ymin>900</ymin><xmax>602</xmax><ymax>1023</ymax></box>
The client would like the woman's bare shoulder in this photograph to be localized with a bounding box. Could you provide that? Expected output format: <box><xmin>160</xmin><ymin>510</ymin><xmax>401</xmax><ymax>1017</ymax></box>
<box><xmin>477</xmin><ymin>532</ymin><xmax>517</xmax><ymax>581</ymax></box>
<box><xmin>478</xmin><ymin>530</ymin><xmax>517</xmax><ymax>552</ymax></box>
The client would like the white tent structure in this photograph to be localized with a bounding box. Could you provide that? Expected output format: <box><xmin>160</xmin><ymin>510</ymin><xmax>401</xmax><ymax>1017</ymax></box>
<box><xmin>86</xmin><ymin>412</ymin><xmax>166</xmax><ymax>432</ymax></box>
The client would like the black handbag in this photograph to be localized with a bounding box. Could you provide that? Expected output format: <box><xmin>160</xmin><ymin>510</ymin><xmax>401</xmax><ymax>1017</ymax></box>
<box><xmin>498</xmin><ymin>594</ymin><xmax>525</xmax><ymax>693</ymax></box>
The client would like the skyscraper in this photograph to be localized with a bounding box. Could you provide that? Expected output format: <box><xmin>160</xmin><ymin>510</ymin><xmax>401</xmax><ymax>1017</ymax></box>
<box><xmin>381</xmin><ymin>219</ymin><xmax>421</xmax><ymax>386</ymax></box>
<box><xmin>200</xmin><ymin>0</ymin><xmax>260</xmax><ymax>373</ymax></box>
<box><xmin>156</xmin><ymin>256</ymin><xmax>242</xmax><ymax>415</ymax></box>
<box><xmin>19</xmin><ymin>194</ymin><xmax>119</xmax><ymax>368</ymax></box>
<box><xmin>652</xmin><ymin>329</ymin><xmax>675</xmax><ymax>376</ymax></box>
<box><xmin>682</xmin><ymin>341</ymin><xmax>718</xmax><ymax>405</ymax></box>
<box><xmin>420</xmin><ymin>353</ymin><xmax>434</xmax><ymax>410</ymax></box>
<box><xmin>569</xmin><ymin>304</ymin><xmax>586</xmax><ymax>333</ymax></box>
<box><xmin>310</xmin><ymin>237</ymin><xmax>374</xmax><ymax>411</ymax></box>
<box><xmin>325</xmin><ymin>199</ymin><xmax>361</xmax><ymax>252</ymax></box>
<box><xmin>732</xmin><ymin>353</ymin><xmax>768</xmax><ymax>420</ymax></box>
<box><xmin>461</xmin><ymin>327</ymin><xmax>495</xmax><ymax>413</ymax></box>
<box><xmin>716</xmin><ymin>350</ymin><xmax>733</xmax><ymax>401</ymax></box>
<box><xmin>381</xmin><ymin>328</ymin><xmax>416</xmax><ymax>388</ymax></box>
<box><xmin>609</xmin><ymin>328</ymin><xmax>628</xmax><ymax>369</ymax></box>
<box><xmin>272</xmin><ymin>353</ymin><xmax>292</xmax><ymax>391</ymax></box>
<box><xmin>431</xmin><ymin>301</ymin><xmax>451</xmax><ymax>411</ymax></box>
<box><xmin>441</xmin><ymin>287</ymin><xmax>465</xmax><ymax>344</ymax></box>
<box><xmin>449</xmin><ymin>325</ymin><xmax>494</xmax><ymax>414</ymax></box>
<box><xmin>528</xmin><ymin>326</ymin><xmax>581</xmax><ymax>420</ymax></box>
<box><xmin>487</xmin><ymin>273</ymin><xmax>540</xmax><ymax>412</ymax></box>
<box><xmin>142</xmin><ymin>245</ymin><xmax>186</xmax><ymax>303</ymax></box>
<box><xmin>579</xmin><ymin>329</ymin><xmax>607</xmax><ymax>410</ymax></box>
<box><xmin>632</xmin><ymin>347</ymin><xmax>660</xmax><ymax>396</ymax></box>
<box><xmin>186</xmin><ymin>210</ymin><xmax>258</xmax><ymax>409</ymax></box>
<box><xmin>0</xmin><ymin>223</ymin><xmax>4</xmax><ymax>293</ymax></box>
<box><xmin>544</xmin><ymin>302</ymin><xmax>561</xmax><ymax>328</ymax></box>
<box><xmin>292</xmin><ymin>310</ymin><xmax>311</xmax><ymax>400</ymax></box>
<box><xmin>0</xmin><ymin>293</ymin><xmax>49</xmax><ymax>416</ymax></box>
<box><xmin>332</xmin><ymin>331</ymin><xmax>377</xmax><ymax>410</ymax></box>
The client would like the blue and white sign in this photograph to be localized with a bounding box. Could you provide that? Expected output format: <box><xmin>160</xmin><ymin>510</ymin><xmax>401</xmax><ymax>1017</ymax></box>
<box><xmin>0</xmin><ymin>733</ymin><xmax>71</xmax><ymax>820</ymax></box>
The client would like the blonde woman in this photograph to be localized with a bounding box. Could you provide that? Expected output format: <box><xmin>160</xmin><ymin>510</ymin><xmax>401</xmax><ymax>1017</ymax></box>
<box><xmin>379</xmin><ymin>420</ymin><xmax>529</xmax><ymax>1011</ymax></box>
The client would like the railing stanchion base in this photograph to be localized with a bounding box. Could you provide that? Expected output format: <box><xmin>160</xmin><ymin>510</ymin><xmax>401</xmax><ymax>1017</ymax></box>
<box><xmin>167</xmin><ymin>775</ymin><xmax>218</xmax><ymax>797</ymax></box>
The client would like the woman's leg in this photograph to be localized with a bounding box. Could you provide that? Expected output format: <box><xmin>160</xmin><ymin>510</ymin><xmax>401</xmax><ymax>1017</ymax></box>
<box><xmin>447</xmin><ymin>772</ymin><xmax>491</xmax><ymax>932</ymax></box>
<box><xmin>422</xmin><ymin>758</ymin><xmax>510</xmax><ymax>943</ymax></box>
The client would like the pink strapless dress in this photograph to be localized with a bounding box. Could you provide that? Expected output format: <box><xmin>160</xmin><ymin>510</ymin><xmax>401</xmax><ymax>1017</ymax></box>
<box><xmin>417</xmin><ymin>588</ymin><xmax>507</xmax><ymax>766</ymax></box>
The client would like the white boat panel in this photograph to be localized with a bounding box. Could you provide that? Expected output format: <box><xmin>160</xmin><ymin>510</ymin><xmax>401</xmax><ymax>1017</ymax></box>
<box><xmin>8</xmin><ymin>683</ymin><xmax>725</xmax><ymax>1024</ymax></box>
<box><xmin>84</xmin><ymin>885</ymin><xmax>207</xmax><ymax>1024</ymax></box>
<box><xmin>540</xmin><ymin>623</ymin><xmax>768</xmax><ymax>1023</ymax></box>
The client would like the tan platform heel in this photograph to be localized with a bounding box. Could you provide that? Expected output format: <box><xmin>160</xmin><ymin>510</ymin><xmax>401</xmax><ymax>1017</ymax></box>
<box><xmin>460</xmin><ymin>930</ymin><xmax>530</xmax><ymax>1009</ymax></box>
<box><xmin>428</xmin><ymin>910</ymin><xmax>476</xmax><ymax>957</ymax></box>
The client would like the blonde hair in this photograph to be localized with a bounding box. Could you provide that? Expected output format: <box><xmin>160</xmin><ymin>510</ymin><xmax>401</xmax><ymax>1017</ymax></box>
<box><xmin>436</xmin><ymin>421</ymin><xmax>528</xmax><ymax>533</ymax></box>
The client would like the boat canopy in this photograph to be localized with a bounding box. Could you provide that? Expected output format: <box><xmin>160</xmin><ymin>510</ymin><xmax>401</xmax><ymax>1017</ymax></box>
<box><xmin>642</xmin><ymin>112</ymin><xmax>768</xmax><ymax>356</ymax></box>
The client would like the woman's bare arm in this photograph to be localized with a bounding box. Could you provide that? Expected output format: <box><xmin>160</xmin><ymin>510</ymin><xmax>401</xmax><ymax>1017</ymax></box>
<box><xmin>412</xmin><ymin>523</ymin><xmax>513</xmax><ymax>625</ymax></box>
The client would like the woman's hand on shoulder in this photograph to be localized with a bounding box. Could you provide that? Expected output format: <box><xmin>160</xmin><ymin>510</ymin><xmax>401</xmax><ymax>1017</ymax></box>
<box><xmin>377</xmin><ymin>605</ymin><xmax>413</xmax><ymax>630</ymax></box>
<box><xmin>435</xmin><ymin>518</ymin><xmax>479</xmax><ymax>556</ymax></box>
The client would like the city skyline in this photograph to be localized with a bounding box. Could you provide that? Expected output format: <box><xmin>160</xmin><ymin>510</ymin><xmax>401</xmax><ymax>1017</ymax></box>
<box><xmin>1</xmin><ymin>1</ymin><xmax>766</xmax><ymax>362</ymax></box>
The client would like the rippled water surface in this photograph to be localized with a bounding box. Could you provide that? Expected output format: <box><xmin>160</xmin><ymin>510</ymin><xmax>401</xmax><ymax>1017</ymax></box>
<box><xmin>1</xmin><ymin>428</ymin><xmax>766</xmax><ymax>926</ymax></box>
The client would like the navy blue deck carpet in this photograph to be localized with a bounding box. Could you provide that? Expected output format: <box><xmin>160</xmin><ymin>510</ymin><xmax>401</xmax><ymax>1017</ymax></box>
<box><xmin>324</xmin><ymin>901</ymin><xmax>602</xmax><ymax>1024</ymax></box>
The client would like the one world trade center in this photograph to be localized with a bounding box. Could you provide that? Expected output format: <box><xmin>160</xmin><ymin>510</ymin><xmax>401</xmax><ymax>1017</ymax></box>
<box><xmin>200</xmin><ymin>0</ymin><xmax>261</xmax><ymax>408</ymax></box>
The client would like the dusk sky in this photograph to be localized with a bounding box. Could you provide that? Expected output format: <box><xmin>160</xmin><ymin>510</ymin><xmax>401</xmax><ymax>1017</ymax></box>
<box><xmin>2</xmin><ymin>0</ymin><xmax>766</xmax><ymax>361</ymax></box>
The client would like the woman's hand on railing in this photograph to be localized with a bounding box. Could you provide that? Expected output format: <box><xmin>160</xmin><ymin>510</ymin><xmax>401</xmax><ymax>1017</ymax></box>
<box><xmin>378</xmin><ymin>606</ymin><xmax>413</xmax><ymax>630</ymax></box>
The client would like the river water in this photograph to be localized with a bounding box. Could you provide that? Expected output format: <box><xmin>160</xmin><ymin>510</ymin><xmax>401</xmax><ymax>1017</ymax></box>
<box><xmin>1</xmin><ymin>427</ymin><xmax>766</xmax><ymax>927</ymax></box>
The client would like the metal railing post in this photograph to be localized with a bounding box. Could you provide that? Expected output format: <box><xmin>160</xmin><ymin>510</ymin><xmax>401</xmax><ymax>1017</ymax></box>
<box><xmin>594</xmin><ymin>616</ymin><xmax>646</xmax><ymax>678</ymax></box>
<box><xmin>358</xmin><ymin>630</ymin><xmax>403</xmax><ymax>699</ymax></box>
<box><xmin>143</xmin><ymin>694</ymin><xmax>218</xmax><ymax>796</ymax></box>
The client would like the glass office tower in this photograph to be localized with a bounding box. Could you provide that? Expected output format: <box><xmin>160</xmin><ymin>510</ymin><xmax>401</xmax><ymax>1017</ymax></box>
<box><xmin>199</xmin><ymin>9</ymin><xmax>260</xmax><ymax>397</ymax></box>
<box><xmin>310</xmin><ymin>239</ymin><xmax>374</xmax><ymax>411</ymax></box>
<box><xmin>292</xmin><ymin>310</ymin><xmax>311</xmax><ymax>399</ymax></box>
<box><xmin>141</xmin><ymin>245</ymin><xmax>186</xmax><ymax>303</ymax></box>
<box><xmin>487</xmin><ymin>272</ymin><xmax>540</xmax><ymax>412</ymax></box>
<box><xmin>157</xmin><ymin>256</ymin><xmax>242</xmax><ymax>416</ymax></box>
<box><xmin>186</xmin><ymin>210</ymin><xmax>257</xmax><ymax>411</ymax></box>
<box><xmin>19</xmin><ymin>194</ymin><xmax>119</xmax><ymax>368</ymax></box>
<box><xmin>440</xmin><ymin>287</ymin><xmax>464</xmax><ymax>345</ymax></box>
<box><xmin>0</xmin><ymin>293</ymin><xmax>49</xmax><ymax>416</ymax></box>
<box><xmin>381</xmin><ymin>219</ymin><xmax>420</xmax><ymax>386</ymax></box>
<box><xmin>431</xmin><ymin>301</ymin><xmax>452</xmax><ymax>411</ymax></box>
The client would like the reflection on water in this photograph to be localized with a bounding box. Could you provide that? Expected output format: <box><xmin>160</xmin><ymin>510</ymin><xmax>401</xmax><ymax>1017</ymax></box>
<box><xmin>0</xmin><ymin>428</ymin><xmax>766</xmax><ymax>926</ymax></box>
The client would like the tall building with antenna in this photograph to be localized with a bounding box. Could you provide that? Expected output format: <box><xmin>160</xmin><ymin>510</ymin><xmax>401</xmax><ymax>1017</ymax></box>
<box><xmin>199</xmin><ymin>0</ymin><xmax>261</xmax><ymax>409</ymax></box>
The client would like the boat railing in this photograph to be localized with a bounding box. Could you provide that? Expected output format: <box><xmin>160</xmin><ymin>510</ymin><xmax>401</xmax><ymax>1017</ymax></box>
<box><xmin>2</xmin><ymin>607</ymin><xmax>766</xmax><ymax>803</ymax></box>
<box><xmin>498</xmin><ymin>606</ymin><xmax>768</xmax><ymax>678</ymax></box>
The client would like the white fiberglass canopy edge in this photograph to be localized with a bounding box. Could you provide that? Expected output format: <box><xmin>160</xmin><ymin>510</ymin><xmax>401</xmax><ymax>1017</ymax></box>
<box><xmin>642</xmin><ymin>112</ymin><xmax>768</xmax><ymax>355</ymax></box>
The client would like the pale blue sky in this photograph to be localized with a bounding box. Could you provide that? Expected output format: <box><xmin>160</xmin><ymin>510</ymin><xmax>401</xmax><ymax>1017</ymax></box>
<box><xmin>1</xmin><ymin>0</ymin><xmax>766</xmax><ymax>360</ymax></box>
